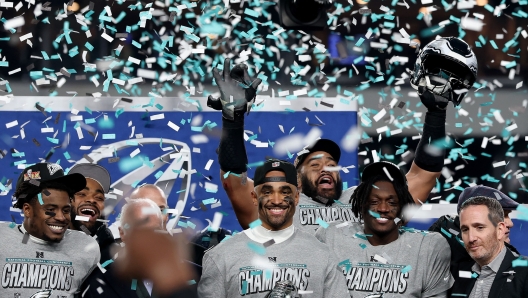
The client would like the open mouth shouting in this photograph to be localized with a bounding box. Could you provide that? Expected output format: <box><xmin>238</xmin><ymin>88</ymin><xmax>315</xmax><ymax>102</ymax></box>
<box><xmin>78</xmin><ymin>205</ymin><xmax>99</xmax><ymax>221</ymax></box>
<box><xmin>317</xmin><ymin>175</ymin><xmax>335</xmax><ymax>190</ymax></box>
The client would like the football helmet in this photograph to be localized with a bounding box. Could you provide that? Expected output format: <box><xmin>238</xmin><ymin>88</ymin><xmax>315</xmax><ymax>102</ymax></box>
<box><xmin>410</xmin><ymin>37</ymin><xmax>478</xmax><ymax>106</ymax></box>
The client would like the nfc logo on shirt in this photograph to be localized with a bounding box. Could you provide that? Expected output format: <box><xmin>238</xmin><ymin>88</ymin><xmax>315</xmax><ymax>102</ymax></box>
<box><xmin>268</xmin><ymin>257</ymin><xmax>277</xmax><ymax>263</ymax></box>
<box><xmin>36</xmin><ymin>251</ymin><xmax>44</xmax><ymax>258</ymax></box>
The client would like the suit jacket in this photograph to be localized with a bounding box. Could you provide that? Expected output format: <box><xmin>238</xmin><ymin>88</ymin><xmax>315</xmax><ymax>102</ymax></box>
<box><xmin>450</xmin><ymin>248</ymin><xmax>528</xmax><ymax>298</ymax></box>
<box><xmin>83</xmin><ymin>259</ymin><xmax>151</xmax><ymax>298</ymax></box>
<box><xmin>83</xmin><ymin>257</ymin><xmax>197</xmax><ymax>298</ymax></box>
<box><xmin>429</xmin><ymin>215</ymin><xmax>521</xmax><ymax>280</ymax></box>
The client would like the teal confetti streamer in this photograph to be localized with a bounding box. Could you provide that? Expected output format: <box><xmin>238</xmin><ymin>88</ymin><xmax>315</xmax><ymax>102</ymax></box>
<box><xmin>368</xmin><ymin>210</ymin><xmax>380</xmax><ymax>218</ymax></box>
<box><xmin>101</xmin><ymin>259</ymin><xmax>114</xmax><ymax>268</ymax></box>
<box><xmin>131</xmin><ymin>279</ymin><xmax>137</xmax><ymax>290</ymax></box>
<box><xmin>102</xmin><ymin>134</ymin><xmax>116</xmax><ymax>139</ymax></box>
<box><xmin>241</xmin><ymin>280</ymin><xmax>248</xmax><ymax>294</ymax></box>
<box><xmin>316</xmin><ymin>218</ymin><xmax>329</xmax><ymax>228</ymax></box>
<box><xmin>247</xmin><ymin>242</ymin><xmax>266</xmax><ymax>255</ymax></box>
<box><xmin>202</xmin><ymin>198</ymin><xmax>216</xmax><ymax>205</ymax></box>
<box><xmin>249</xmin><ymin>219</ymin><xmax>262</xmax><ymax>229</ymax></box>
<box><xmin>38</xmin><ymin>193</ymin><xmax>44</xmax><ymax>205</ymax></box>
<box><xmin>440</xmin><ymin>227</ymin><xmax>452</xmax><ymax>238</ymax></box>
<box><xmin>401</xmin><ymin>265</ymin><xmax>412</xmax><ymax>274</ymax></box>
<box><xmin>445</xmin><ymin>193</ymin><xmax>456</xmax><ymax>202</ymax></box>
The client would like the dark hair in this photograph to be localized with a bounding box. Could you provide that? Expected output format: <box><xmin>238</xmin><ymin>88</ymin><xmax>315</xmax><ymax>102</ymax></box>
<box><xmin>13</xmin><ymin>181</ymin><xmax>75</xmax><ymax>209</ymax></box>
<box><xmin>350</xmin><ymin>174</ymin><xmax>414</xmax><ymax>220</ymax></box>
<box><xmin>460</xmin><ymin>196</ymin><xmax>504</xmax><ymax>227</ymax></box>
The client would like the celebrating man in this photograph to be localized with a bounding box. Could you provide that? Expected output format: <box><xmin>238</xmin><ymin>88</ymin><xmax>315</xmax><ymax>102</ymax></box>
<box><xmin>209</xmin><ymin>54</ymin><xmax>458</xmax><ymax>233</ymax></box>
<box><xmin>0</xmin><ymin>163</ymin><xmax>100</xmax><ymax>297</ymax></box>
<box><xmin>198</xmin><ymin>159</ymin><xmax>349</xmax><ymax>297</ymax></box>
<box><xmin>316</xmin><ymin>161</ymin><xmax>454</xmax><ymax>297</ymax></box>
<box><xmin>68</xmin><ymin>163</ymin><xmax>116</xmax><ymax>264</ymax></box>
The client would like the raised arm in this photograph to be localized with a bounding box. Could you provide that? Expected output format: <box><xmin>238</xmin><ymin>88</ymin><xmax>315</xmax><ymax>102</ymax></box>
<box><xmin>208</xmin><ymin>58</ymin><xmax>262</xmax><ymax>229</ymax></box>
<box><xmin>406</xmin><ymin>87</ymin><xmax>446</xmax><ymax>204</ymax></box>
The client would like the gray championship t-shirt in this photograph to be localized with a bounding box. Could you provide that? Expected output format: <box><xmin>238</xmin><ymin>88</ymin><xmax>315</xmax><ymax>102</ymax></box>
<box><xmin>0</xmin><ymin>222</ymin><xmax>100</xmax><ymax>297</ymax></box>
<box><xmin>315</xmin><ymin>222</ymin><xmax>454</xmax><ymax>298</ymax></box>
<box><xmin>294</xmin><ymin>186</ymin><xmax>360</xmax><ymax>235</ymax></box>
<box><xmin>198</xmin><ymin>228</ymin><xmax>349</xmax><ymax>298</ymax></box>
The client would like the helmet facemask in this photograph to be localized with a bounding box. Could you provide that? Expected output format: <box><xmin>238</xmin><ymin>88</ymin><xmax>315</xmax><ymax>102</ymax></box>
<box><xmin>416</xmin><ymin>54</ymin><xmax>475</xmax><ymax>106</ymax></box>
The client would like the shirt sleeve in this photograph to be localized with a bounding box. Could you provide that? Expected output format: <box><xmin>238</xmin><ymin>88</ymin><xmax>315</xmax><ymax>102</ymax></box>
<box><xmin>323</xmin><ymin>254</ymin><xmax>350</xmax><ymax>298</ymax></box>
<box><xmin>198</xmin><ymin>252</ymin><xmax>226</xmax><ymax>298</ymax></box>
<box><xmin>422</xmin><ymin>233</ymin><xmax>455</xmax><ymax>297</ymax></box>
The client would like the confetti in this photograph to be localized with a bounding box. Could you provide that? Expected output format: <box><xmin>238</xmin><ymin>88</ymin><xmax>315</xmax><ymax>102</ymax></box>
<box><xmin>316</xmin><ymin>218</ymin><xmax>329</xmax><ymax>228</ymax></box>
<box><xmin>22</xmin><ymin>232</ymin><xmax>30</xmax><ymax>244</ymax></box>
<box><xmin>262</xmin><ymin>239</ymin><xmax>275</xmax><ymax>248</ymax></box>
<box><xmin>249</xmin><ymin>219</ymin><xmax>262</xmax><ymax>229</ymax></box>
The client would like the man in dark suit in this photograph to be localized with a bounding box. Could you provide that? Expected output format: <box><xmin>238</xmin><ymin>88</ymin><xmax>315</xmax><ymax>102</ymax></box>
<box><xmin>84</xmin><ymin>198</ymin><xmax>196</xmax><ymax>298</ymax></box>
<box><xmin>451</xmin><ymin>196</ymin><xmax>528</xmax><ymax>297</ymax></box>
<box><xmin>429</xmin><ymin>185</ymin><xmax>521</xmax><ymax>282</ymax></box>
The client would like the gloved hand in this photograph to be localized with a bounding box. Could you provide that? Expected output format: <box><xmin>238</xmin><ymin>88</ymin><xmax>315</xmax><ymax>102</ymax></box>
<box><xmin>418</xmin><ymin>85</ymin><xmax>450</xmax><ymax>112</ymax></box>
<box><xmin>208</xmin><ymin>58</ymin><xmax>262</xmax><ymax>121</ymax></box>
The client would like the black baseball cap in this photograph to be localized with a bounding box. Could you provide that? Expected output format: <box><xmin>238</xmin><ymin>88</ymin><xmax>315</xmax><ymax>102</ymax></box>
<box><xmin>457</xmin><ymin>185</ymin><xmax>519</xmax><ymax>213</ymax></box>
<box><xmin>294</xmin><ymin>139</ymin><xmax>341</xmax><ymax>169</ymax></box>
<box><xmin>254</xmin><ymin>159</ymin><xmax>298</xmax><ymax>187</ymax></box>
<box><xmin>361</xmin><ymin>161</ymin><xmax>407</xmax><ymax>185</ymax></box>
<box><xmin>68</xmin><ymin>164</ymin><xmax>111</xmax><ymax>193</ymax></box>
<box><xmin>16</xmin><ymin>162</ymin><xmax>86</xmax><ymax>194</ymax></box>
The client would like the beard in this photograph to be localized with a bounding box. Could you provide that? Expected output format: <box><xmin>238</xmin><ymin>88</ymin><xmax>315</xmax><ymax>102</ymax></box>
<box><xmin>70</xmin><ymin>208</ymin><xmax>105</xmax><ymax>236</ymax></box>
<box><xmin>300</xmin><ymin>174</ymin><xmax>343</xmax><ymax>206</ymax></box>
<box><xmin>258</xmin><ymin>196</ymin><xmax>295</xmax><ymax>230</ymax></box>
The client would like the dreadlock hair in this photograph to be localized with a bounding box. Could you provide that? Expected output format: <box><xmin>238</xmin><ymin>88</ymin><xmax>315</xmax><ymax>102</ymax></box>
<box><xmin>13</xmin><ymin>181</ymin><xmax>75</xmax><ymax>209</ymax></box>
<box><xmin>350</xmin><ymin>174</ymin><xmax>414</xmax><ymax>221</ymax></box>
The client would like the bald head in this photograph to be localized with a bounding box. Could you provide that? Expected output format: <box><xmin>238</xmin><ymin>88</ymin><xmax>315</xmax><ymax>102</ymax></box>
<box><xmin>130</xmin><ymin>184</ymin><xmax>168</xmax><ymax>228</ymax></box>
<box><xmin>119</xmin><ymin>198</ymin><xmax>163</xmax><ymax>243</ymax></box>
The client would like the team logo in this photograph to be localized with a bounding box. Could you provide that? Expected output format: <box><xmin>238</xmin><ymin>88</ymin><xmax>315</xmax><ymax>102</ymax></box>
<box><xmin>76</xmin><ymin>138</ymin><xmax>192</xmax><ymax>231</ymax></box>
<box><xmin>36</xmin><ymin>251</ymin><xmax>44</xmax><ymax>258</ymax></box>
<box><xmin>23</xmin><ymin>170</ymin><xmax>41</xmax><ymax>181</ymax></box>
<box><xmin>365</xmin><ymin>293</ymin><xmax>384</xmax><ymax>298</ymax></box>
<box><xmin>47</xmin><ymin>164</ymin><xmax>63</xmax><ymax>176</ymax></box>
<box><xmin>272</xmin><ymin>162</ymin><xmax>280</xmax><ymax>167</ymax></box>
<box><xmin>268</xmin><ymin>257</ymin><xmax>277</xmax><ymax>263</ymax></box>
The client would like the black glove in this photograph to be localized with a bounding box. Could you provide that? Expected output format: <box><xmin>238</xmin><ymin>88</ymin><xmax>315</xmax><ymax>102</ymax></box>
<box><xmin>207</xmin><ymin>58</ymin><xmax>262</xmax><ymax>121</ymax></box>
<box><xmin>418</xmin><ymin>86</ymin><xmax>449</xmax><ymax>112</ymax></box>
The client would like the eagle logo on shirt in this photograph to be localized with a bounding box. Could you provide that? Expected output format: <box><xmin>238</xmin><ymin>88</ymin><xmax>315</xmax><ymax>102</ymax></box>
<box><xmin>364</xmin><ymin>293</ymin><xmax>384</xmax><ymax>298</ymax></box>
<box><xmin>29</xmin><ymin>290</ymin><xmax>52</xmax><ymax>298</ymax></box>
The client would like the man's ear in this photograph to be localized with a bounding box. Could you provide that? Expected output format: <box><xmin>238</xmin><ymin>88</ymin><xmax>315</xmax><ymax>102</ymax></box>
<box><xmin>294</xmin><ymin>188</ymin><xmax>300</xmax><ymax>206</ymax></box>
<box><xmin>23</xmin><ymin>202</ymin><xmax>33</xmax><ymax>218</ymax></box>
<box><xmin>497</xmin><ymin>222</ymin><xmax>506</xmax><ymax>241</ymax></box>
<box><xmin>119</xmin><ymin>227</ymin><xmax>126</xmax><ymax>242</ymax></box>
<box><xmin>251</xmin><ymin>189</ymin><xmax>258</xmax><ymax>207</ymax></box>
<box><xmin>296</xmin><ymin>169</ymin><xmax>303</xmax><ymax>191</ymax></box>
